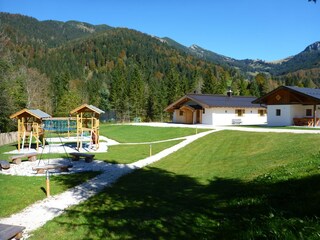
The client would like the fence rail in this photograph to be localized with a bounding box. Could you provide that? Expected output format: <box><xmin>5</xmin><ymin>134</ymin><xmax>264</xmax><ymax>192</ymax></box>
<box><xmin>0</xmin><ymin>132</ymin><xmax>18</xmax><ymax>146</ymax></box>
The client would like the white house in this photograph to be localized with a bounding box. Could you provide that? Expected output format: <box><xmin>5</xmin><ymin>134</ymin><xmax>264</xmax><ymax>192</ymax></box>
<box><xmin>252</xmin><ymin>86</ymin><xmax>320</xmax><ymax>126</ymax></box>
<box><xmin>165</xmin><ymin>92</ymin><xmax>267</xmax><ymax>126</ymax></box>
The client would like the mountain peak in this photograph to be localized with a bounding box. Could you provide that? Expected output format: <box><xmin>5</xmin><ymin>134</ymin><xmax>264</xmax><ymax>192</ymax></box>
<box><xmin>303</xmin><ymin>41</ymin><xmax>320</xmax><ymax>52</ymax></box>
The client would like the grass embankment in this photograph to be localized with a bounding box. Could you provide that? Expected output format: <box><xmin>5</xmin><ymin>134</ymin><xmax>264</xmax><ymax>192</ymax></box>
<box><xmin>29</xmin><ymin>130</ymin><xmax>320</xmax><ymax>239</ymax></box>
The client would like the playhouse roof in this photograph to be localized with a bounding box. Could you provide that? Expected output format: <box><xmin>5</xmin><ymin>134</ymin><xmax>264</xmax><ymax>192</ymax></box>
<box><xmin>70</xmin><ymin>104</ymin><xmax>105</xmax><ymax>115</ymax></box>
<box><xmin>10</xmin><ymin>109</ymin><xmax>52</xmax><ymax>119</ymax></box>
<box><xmin>165</xmin><ymin>94</ymin><xmax>262</xmax><ymax>112</ymax></box>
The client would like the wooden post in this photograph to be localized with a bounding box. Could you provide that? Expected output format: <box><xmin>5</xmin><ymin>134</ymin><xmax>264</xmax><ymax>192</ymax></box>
<box><xmin>46</xmin><ymin>171</ymin><xmax>50</xmax><ymax>198</ymax></box>
<box><xmin>150</xmin><ymin>144</ymin><xmax>152</xmax><ymax>157</ymax></box>
<box><xmin>314</xmin><ymin>104</ymin><xmax>317</xmax><ymax>127</ymax></box>
<box><xmin>17</xmin><ymin>119</ymin><xmax>21</xmax><ymax>152</ymax></box>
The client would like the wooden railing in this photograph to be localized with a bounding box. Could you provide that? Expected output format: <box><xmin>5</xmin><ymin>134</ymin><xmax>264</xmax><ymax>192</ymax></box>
<box><xmin>293</xmin><ymin>118</ymin><xmax>320</xmax><ymax>127</ymax></box>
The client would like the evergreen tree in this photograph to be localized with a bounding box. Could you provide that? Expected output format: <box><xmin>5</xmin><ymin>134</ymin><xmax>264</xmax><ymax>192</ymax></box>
<box><xmin>166</xmin><ymin>65</ymin><xmax>182</xmax><ymax>103</ymax></box>
<box><xmin>249</xmin><ymin>80</ymin><xmax>260</xmax><ymax>97</ymax></box>
<box><xmin>128</xmin><ymin>64</ymin><xmax>145</xmax><ymax>119</ymax></box>
<box><xmin>110</xmin><ymin>62</ymin><xmax>129</xmax><ymax>121</ymax></box>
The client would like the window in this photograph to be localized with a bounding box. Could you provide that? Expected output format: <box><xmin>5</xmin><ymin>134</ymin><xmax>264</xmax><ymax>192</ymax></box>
<box><xmin>306</xmin><ymin>109</ymin><xmax>312</xmax><ymax>117</ymax></box>
<box><xmin>276</xmin><ymin>109</ymin><xmax>281</xmax><ymax>116</ymax></box>
<box><xmin>179</xmin><ymin>110</ymin><xmax>184</xmax><ymax>116</ymax></box>
<box><xmin>258</xmin><ymin>109</ymin><xmax>267</xmax><ymax>116</ymax></box>
<box><xmin>235</xmin><ymin>109</ymin><xmax>245</xmax><ymax>117</ymax></box>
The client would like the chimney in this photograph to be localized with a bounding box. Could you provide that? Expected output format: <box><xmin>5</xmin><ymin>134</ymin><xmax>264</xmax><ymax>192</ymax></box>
<box><xmin>227</xmin><ymin>87</ymin><xmax>232</xmax><ymax>97</ymax></box>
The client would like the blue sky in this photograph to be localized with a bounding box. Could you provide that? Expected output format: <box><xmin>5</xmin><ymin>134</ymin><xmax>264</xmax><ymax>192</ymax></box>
<box><xmin>1</xmin><ymin>0</ymin><xmax>319</xmax><ymax>61</ymax></box>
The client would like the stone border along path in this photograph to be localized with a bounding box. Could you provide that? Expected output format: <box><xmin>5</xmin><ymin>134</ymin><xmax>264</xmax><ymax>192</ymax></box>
<box><xmin>0</xmin><ymin>129</ymin><xmax>218</xmax><ymax>239</ymax></box>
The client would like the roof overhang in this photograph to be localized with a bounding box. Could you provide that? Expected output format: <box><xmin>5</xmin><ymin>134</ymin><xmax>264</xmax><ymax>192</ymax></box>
<box><xmin>252</xmin><ymin>86</ymin><xmax>320</xmax><ymax>105</ymax></box>
<box><xmin>10</xmin><ymin>109</ymin><xmax>51</xmax><ymax>120</ymax></box>
<box><xmin>70</xmin><ymin>104</ymin><xmax>105</xmax><ymax>115</ymax></box>
<box><xmin>164</xmin><ymin>95</ymin><xmax>207</xmax><ymax>112</ymax></box>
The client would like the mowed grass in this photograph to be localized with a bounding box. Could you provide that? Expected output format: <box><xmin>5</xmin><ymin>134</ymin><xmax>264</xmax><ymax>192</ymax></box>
<box><xmin>29</xmin><ymin>130</ymin><xmax>320</xmax><ymax>239</ymax></box>
<box><xmin>99</xmin><ymin>124</ymin><xmax>209</xmax><ymax>143</ymax></box>
<box><xmin>0</xmin><ymin>171</ymin><xmax>101</xmax><ymax>218</ymax></box>
<box><xmin>95</xmin><ymin>140</ymin><xmax>182</xmax><ymax>164</ymax></box>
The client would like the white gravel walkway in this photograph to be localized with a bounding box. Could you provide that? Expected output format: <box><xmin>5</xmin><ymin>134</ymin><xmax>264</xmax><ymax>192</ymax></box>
<box><xmin>0</xmin><ymin>129</ymin><xmax>217</xmax><ymax>239</ymax></box>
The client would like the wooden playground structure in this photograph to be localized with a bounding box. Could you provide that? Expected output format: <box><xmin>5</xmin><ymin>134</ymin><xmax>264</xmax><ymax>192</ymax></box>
<box><xmin>10</xmin><ymin>109</ymin><xmax>51</xmax><ymax>151</ymax></box>
<box><xmin>10</xmin><ymin>104</ymin><xmax>104</xmax><ymax>152</ymax></box>
<box><xmin>70</xmin><ymin>104</ymin><xmax>105</xmax><ymax>150</ymax></box>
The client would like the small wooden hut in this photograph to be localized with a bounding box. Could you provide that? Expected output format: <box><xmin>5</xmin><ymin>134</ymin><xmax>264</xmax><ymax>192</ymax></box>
<box><xmin>10</xmin><ymin>109</ymin><xmax>51</xmax><ymax>151</ymax></box>
<box><xmin>70</xmin><ymin>104</ymin><xmax>104</xmax><ymax>150</ymax></box>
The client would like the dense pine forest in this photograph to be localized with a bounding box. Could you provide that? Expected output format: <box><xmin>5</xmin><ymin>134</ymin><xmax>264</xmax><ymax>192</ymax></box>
<box><xmin>0</xmin><ymin>13</ymin><xmax>318</xmax><ymax>132</ymax></box>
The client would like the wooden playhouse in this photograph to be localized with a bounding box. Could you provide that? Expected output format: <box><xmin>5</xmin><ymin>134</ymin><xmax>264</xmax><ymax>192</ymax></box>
<box><xmin>70</xmin><ymin>104</ymin><xmax>105</xmax><ymax>150</ymax></box>
<box><xmin>10</xmin><ymin>109</ymin><xmax>51</xmax><ymax>151</ymax></box>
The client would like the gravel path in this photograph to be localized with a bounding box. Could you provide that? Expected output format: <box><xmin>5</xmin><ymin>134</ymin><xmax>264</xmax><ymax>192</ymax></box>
<box><xmin>0</xmin><ymin>129</ymin><xmax>217</xmax><ymax>239</ymax></box>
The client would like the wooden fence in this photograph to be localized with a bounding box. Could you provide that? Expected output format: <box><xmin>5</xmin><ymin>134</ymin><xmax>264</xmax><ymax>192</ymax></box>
<box><xmin>0</xmin><ymin>132</ymin><xmax>18</xmax><ymax>146</ymax></box>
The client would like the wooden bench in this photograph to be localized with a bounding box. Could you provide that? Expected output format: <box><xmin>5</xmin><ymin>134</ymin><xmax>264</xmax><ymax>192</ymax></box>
<box><xmin>32</xmin><ymin>164</ymin><xmax>73</xmax><ymax>174</ymax></box>
<box><xmin>232</xmin><ymin>119</ymin><xmax>242</xmax><ymax>125</ymax></box>
<box><xmin>10</xmin><ymin>153</ymin><xmax>38</xmax><ymax>164</ymax></box>
<box><xmin>0</xmin><ymin>160</ymin><xmax>10</xmax><ymax>170</ymax></box>
<box><xmin>0</xmin><ymin>223</ymin><xmax>25</xmax><ymax>240</ymax></box>
<box><xmin>69</xmin><ymin>152</ymin><xmax>95</xmax><ymax>163</ymax></box>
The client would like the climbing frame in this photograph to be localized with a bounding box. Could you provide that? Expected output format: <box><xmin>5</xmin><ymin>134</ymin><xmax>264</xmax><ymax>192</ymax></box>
<box><xmin>10</xmin><ymin>109</ymin><xmax>51</xmax><ymax>151</ymax></box>
<box><xmin>70</xmin><ymin>104</ymin><xmax>105</xmax><ymax>150</ymax></box>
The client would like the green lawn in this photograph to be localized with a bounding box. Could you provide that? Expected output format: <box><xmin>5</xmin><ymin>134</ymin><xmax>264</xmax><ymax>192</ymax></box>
<box><xmin>95</xmin><ymin>140</ymin><xmax>182</xmax><ymax>164</ymax></box>
<box><xmin>29</xmin><ymin>130</ymin><xmax>320</xmax><ymax>239</ymax></box>
<box><xmin>99</xmin><ymin>124</ymin><xmax>209</xmax><ymax>143</ymax></box>
<box><xmin>0</xmin><ymin>171</ymin><xmax>101</xmax><ymax>218</ymax></box>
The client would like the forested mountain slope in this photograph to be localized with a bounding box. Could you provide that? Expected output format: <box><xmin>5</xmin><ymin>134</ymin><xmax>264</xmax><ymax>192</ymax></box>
<box><xmin>0</xmin><ymin>13</ymin><xmax>246</xmax><ymax>131</ymax></box>
<box><xmin>0</xmin><ymin>12</ymin><xmax>319</xmax><ymax>132</ymax></box>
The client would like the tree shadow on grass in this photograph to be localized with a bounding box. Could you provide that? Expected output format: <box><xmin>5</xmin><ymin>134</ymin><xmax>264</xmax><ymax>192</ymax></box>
<box><xmin>35</xmin><ymin>167</ymin><xmax>320</xmax><ymax>239</ymax></box>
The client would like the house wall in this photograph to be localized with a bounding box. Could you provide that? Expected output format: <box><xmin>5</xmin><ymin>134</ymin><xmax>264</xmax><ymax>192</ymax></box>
<box><xmin>173</xmin><ymin>109</ymin><xmax>193</xmax><ymax>124</ymax></box>
<box><xmin>267</xmin><ymin>104</ymin><xmax>320</xmax><ymax>126</ymax></box>
<box><xmin>173</xmin><ymin>109</ymin><xmax>182</xmax><ymax>123</ymax></box>
<box><xmin>267</xmin><ymin>105</ymin><xmax>293</xmax><ymax>126</ymax></box>
<box><xmin>202</xmin><ymin>107</ymin><xmax>267</xmax><ymax>125</ymax></box>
